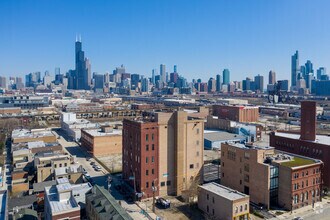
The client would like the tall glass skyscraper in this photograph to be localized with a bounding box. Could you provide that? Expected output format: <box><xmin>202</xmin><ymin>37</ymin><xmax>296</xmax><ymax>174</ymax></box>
<box><xmin>222</xmin><ymin>69</ymin><xmax>230</xmax><ymax>85</ymax></box>
<box><xmin>291</xmin><ymin>50</ymin><xmax>299</xmax><ymax>88</ymax></box>
<box><xmin>160</xmin><ymin>64</ymin><xmax>166</xmax><ymax>84</ymax></box>
<box><xmin>74</xmin><ymin>36</ymin><xmax>90</xmax><ymax>90</ymax></box>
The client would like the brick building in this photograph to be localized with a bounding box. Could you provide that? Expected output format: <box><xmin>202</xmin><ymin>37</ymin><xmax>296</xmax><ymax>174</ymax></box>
<box><xmin>270</xmin><ymin>101</ymin><xmax>330</xmax><ymax>187</ymax></box>
<box><xmin>123</xmin><ymin>110</ymin><xmax>204</xmax><ymax>199</ymax></box>
<box><xmin>212</xmin><ymin>105</ymin><xmax>259</xmax><ymax>122</ymax></box>
<box><xmin>81</xmin><ymin>126</ymin><xmax>122</xmax><ymax>156</ymax></box>
<box><xmin>221</xmin><ymin>142</ymin><xmax>322</xmax><ymax>210</ymax></box>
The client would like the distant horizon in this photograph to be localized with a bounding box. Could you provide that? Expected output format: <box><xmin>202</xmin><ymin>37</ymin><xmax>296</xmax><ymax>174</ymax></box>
<box><xmin>1</xmin><ymin>0</ymin><xmax>330</xmax><ymax>82</ymax></box>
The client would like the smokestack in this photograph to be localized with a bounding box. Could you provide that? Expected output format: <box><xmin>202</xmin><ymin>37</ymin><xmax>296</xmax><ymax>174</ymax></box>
<box><xmin>300</xmin><ymin>101</ymin><xmax>316</xmax><ymax>141</ymax></box>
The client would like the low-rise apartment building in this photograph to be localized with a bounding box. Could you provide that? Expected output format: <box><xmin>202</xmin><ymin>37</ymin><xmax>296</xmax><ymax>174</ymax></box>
<box><xmin>221</xmin><ymin>142</ymin><xmax>322</xmax><ymax>210</ymax></box>
<box><xmin>198</xmin><ymin>182</ymin><xmax>249</xmax><ymax>220</ymax></box>
<box><xmin>212</xmin><ymin>105</ymin><xmax>259</xmax><ymax>123</ymax></box>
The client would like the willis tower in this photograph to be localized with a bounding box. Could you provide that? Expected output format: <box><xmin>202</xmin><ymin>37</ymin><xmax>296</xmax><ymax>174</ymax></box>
<box><xmin>74</xmin><ymin>36</ymin><xmax>91</xmax><ymax>90</ymax></box>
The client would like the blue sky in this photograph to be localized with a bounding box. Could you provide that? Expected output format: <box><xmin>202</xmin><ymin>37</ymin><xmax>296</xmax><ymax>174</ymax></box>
<box><xmin>1</xmin><ymin>0</ymin><xmax>330</xmax><ymax>82</ymax></box>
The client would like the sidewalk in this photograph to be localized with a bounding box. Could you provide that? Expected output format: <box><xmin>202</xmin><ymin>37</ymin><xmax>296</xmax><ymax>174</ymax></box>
<box><xmin>270</xmin><ymin>198</ymin><xmax>330</xmax><ymax>220</ymax></box>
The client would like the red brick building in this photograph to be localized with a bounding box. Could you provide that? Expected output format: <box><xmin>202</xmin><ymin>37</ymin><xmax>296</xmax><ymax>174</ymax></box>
<box><xmin>270</xmin><ymin>101</ymin><xmax>330</xmax><ymax>187</ymax></box>
<box><xmin>122</xmin><ymin>119</ymin><xmax>159</xmax><ymax>198</ymax></box>
<box><xmin>212</xmin><ymin>105</ymin><xmax>259</xmax><ymax>122</ymax></box>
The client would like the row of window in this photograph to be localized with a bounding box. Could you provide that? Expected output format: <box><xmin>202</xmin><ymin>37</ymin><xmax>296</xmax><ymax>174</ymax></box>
<box><xmin>293</xmin><ymin>177</ymin><xmax>321</xmax><ymax>190</ymax></box>
<box><xmin>293</xmin><ymin>168</ymin><xmax>320</xmax><ymax>179</ymax></box>
<box><xmin>145</xmin><ymin>169</ymin><xmax>155</xmax><ymax>176</ymax></box>
<box><xmin>293</xmin><ymin>189</ymin><xmax>319</xmax><ymax>204</ymax></box>
<box><xmin>145</xmin><ymin>133</ymin><xmax>155</xmax><ymax>141</ymax></box>
<box><xmin>300</xmin><ymin>146</ymin><xmax>323</xmax><ymax>156</ymax></box>
<box><xmin>160</xmin><ymin>181</ymin><xmax>171</xmax><ymax>187</ymax></box>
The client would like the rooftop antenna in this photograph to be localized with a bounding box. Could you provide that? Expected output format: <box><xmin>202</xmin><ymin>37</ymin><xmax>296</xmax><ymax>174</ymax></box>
<box><xmin>79</xmin><ymin>34</ymin><xmax>82</xmax><ymax>42</ymax></box>
<box><xmin>75</xmin><ymin>34</ymin><xmax>78</xmax><ymax>42</ymax></box>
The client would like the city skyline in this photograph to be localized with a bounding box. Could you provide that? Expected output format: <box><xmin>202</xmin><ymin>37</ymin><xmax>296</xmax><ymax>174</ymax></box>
<box><xmin>1</xmin><ymin>0</ymin><xmax>330</xmax><ymax>81</ymax></box>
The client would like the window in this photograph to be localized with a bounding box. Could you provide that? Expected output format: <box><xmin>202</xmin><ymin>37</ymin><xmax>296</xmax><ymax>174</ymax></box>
<box><xmin>222</xmin><ymin>162</ymin><xmax>224</xmax><ymax>167</ymax></box>
<box><xmin>244</xmin><ymin>174</ymin><xmax>249</xmax><ymax>183</ymax></box>
<box><xmin>190</xmin><ymin>164</ymin><xmax>194</xmax><ymax>169</ymax></box>
<box><xmin>197</xmin><ymin>128</ymin><xmax>200</xmax><ymax>134</ymax></box>
<box><xmin>64</xmin><ymin>163</ymin><xmax>67</xmax><ymax>167</ymax></box>
<box><xmin>244</xmin><ymin>163</ymin><xmax>249</xmax><ymax>172</ymax></box>
<box><xmin>146</xmin><ymin>134</ymin><xmax>149</xmax><ymax>141</ymax></box>
<box><xmin>196</xmin><ymin>140</ymin><xmax>200</xmax><ymax>145</ymax></box>
<box><xmin>245</xmin><ymin>204</ymin><xmax>248</xmax><ymax>211</ymax></box>
<box><xmin>59</xmin><ymin>164</ymin><xmax>62</xmax><ymax>167</ymax></box>
<box><xmin>240</xmin><ymin>180</ymin><xmax>242</xmax><ymax>185</ymax></box>
<box><xmin>305</xmin><ymin>192</ymin><xmax>308</xmax><ymax>200</ymax></box>
<box><xmin>152</xmin><ymin>156</ymin><xmax>154</xmax><ymax>163</ymax></box>
<box><xmin>240</xmin><ymin>205</ymin><xmax>243</xmax><ymax>212</ymax></box>
<box><xmin>294</xmin><ymin>194</ymin><xmax>299</xmax><ymax>204</ymax></box>
<box><xmin>152</xmin><ymin>144</ymin><xmax>155</xmax><ymax>150</ymax></box>
<box><xmin>146</xmin><ymin>145</ymin><xmax>149</xmax><ymax>151</ymax></box>
<box><xmin>207</xmin><ymin>205</ymin><xmax>209</xmax><ymax>213</ymax></box>
<box><xmin>235</xmin><ymin>207</ymin><xmax>238</xmax><ymax>213</ymax></box>
<box><xmin>152</xmin><ymin>133</ymin><xmax>154</xmax><ymax>141</ymax></box>
<box><xmin>207</xmin><ymin>194</ymin><xmax>209</xmax><ymax>200</ymax></box>
<box><xmin>146</xmin><ymin>157</ymin><xmax>148</xmax><ymax>163</ymax></box>
<box><xmin>196</xmin><ymin>151</ymin><xmax>200</xmax><ymax>156</ymax></box>
<box><xmin>166</xmin><ymin>181</ymin><xmax>171</xmax><ymax>186</ymax></box>
<box><xmin>152</xmin><ymin>169</ymin><xmax>154</xmax><ymax>175</ymax></box>
<box><xmin>212</xmin><ymin>197</ymin><xmax>214</xmax><ymax>203</ymax></box>
<box><xmin>146</xmin><ymin>170</ymin><xmax>149</xmax><ymax>176</ymax></box>
<box><xmin>161</xmin><ymin>182</ymin><xmax>165</xmax><ymax>187</ymax></box>
<box><xmin>244</xmin><ymin>152</ymin><xmax>250</xmax><ymax>159</ymax></box>
<box><xmin>146</xmin><ymin>182</ymin><xmax>149</xmax><ymax>188</ymax></box>
<box><xmin>212</xmin><ymin>209</ymin><xmax>214</xmax><ymax>215</ymax></box>
<box><xmin>222</xmin><ymin>173</ymin><xmax>224</xmax><ymax>178</ymax></box>
<box><xmin>306</xmin><ymin>180</ymin><xmax>308</xmax><ymax>187</ymax></box>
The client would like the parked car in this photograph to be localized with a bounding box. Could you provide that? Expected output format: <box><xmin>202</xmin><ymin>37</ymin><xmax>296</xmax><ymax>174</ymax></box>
<box><xmin>84</xmin><ymin>173</ymin><xmax>90</xmax><ymax>178</ymax></box>
<box><xmin>90</xmin><ymin>161</ymin><xmax>95</xmax><ymax>165</ymax></box>
<box><xmin>156</xmin><ymin>197</ymin><xmax>170</xmax><ymax>209</ymax></box>
<box><xmin>86</xmin><ymin>157</ymin><xmax>91</xmax><ymax>161</ymax></box>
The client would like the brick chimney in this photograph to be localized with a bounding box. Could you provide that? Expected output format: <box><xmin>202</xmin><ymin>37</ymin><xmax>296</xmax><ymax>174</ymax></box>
<box><xmin>300</xmin><ymin>101</ymin><xmax>316</xmax><ymax>141</ymax></box>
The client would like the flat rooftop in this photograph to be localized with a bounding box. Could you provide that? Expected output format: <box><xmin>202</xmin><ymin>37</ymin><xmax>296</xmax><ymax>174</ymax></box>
<box><xmin>280</xmin><ymin>156</ymin><xmax>319</xmax><ymax>168</ymax></box>
<box><xmin>83</xmin><ymin>128</ymin><xmax>122</xmax><ymax>137</ymax></box>
<box><xmin>200</xmin><ymin>182</ymin><xmax>249</xmax><ymax>201</ymax></box>
<box><xmin>12</xmin><ymin>128</ymin><xmax>54</xmax><ymax>139</ymax></box>
<box><xmin>274</xmin><ymin>132</ymin><xmax>330</xmax><ymax>146</ymax></box>
<box><xmin>45</xmin><ymin>185</ymin><xmax>79</xmax><ymax>214</ymax></box>
<box><xmin>204</xmin><ymin>131</ymin><xmax>245</xmax><ymax>142</ymax></box>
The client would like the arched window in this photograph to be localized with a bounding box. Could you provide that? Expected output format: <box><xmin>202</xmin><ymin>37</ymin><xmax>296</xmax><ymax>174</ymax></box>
<box><xmin>305</xmin><ymin>192</ymin><xmax>308</xmax><ymax>200</ymax></box>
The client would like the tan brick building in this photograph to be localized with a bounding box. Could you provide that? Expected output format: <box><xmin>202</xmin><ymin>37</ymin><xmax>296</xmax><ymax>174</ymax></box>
<box><xmin>123</xmin><ymin>110</ymin><xmax>204</xmax><ymax>199</ymax></box>
<box><xmin>221</xmin><ymin>143</ymin><xmax>322</xmax><ymax>210</ymax></box>
<box><xmin>198</xmin><ymin>182</ymin><xmax>249</xmax><ymax>220</ymax></box>
<box><xmin>81</xmin><ymin>126</ymin><xmax>122</xmax><ymax>156</ymax></box>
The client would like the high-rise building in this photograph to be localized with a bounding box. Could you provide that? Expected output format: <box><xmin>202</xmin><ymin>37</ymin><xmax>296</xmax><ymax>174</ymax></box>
<box><xmin>170</xmin><ymin>72</ymin><xmax>179</xmax><ymax>85</ymax></box>
<box><xmin>216</xmin><ymin>74</ymin><xmax>221</xmax><ymax>92</ymax></box>
<box><xmin>208</xmin><ymin>77</ymin><xmax>216</xmax><ymax>93</ymax></box>
<box><xmin>93</xmin><ymin>73</ymin><xmax>104</xmax><ymax>90</ymax></box>
<box><xmin>317</xmin><ymin>67</ymin><xmax>326</xmax><ymax>80</ymax></box>
<box><xmin>268</xmin><ymin>71</ymin><xmax>276</xmax><ymax>85</ymax></box>
<box><xmin>141</xmin><ymin>78</ymin><xmax>150</xmax><ymax>92</ymax></box>
<box><xmin>122</xmin><ymin>111</ymin><xmax>204</xmax><ymax>199</ymax></box>
<box><xmin>254</xmin><ymin>74</ymin><xmax>264</xmax><ymax>92</ymax></box>
<box><xmin>291</xmin><ymin>50</ymin><xmax>299</xmax><ymax>88</ymax></box>
<box><xmin>74</xmin><ymin>36</ymin><xmax>90</xmax><ymax>90</ymax></box>
<box><xmin>277</xmin><ymin>80</ymin><xmax>289</xmax><ymax>91</ymax></box>
<box><xmin>131</xmin><ymin>74</ymin><xmax>140</xmax><ymax>89</ymax></box>
<box><xmin>151</xmin><ymin>69</ymin><xmax>157</xmax><ymax>84</ymax></box>
<box><xmin>160</xmin><ymin>64</ymin><xmax>166</xmax><ymax>85</ymax></box>
<box><xmin>174</xmin><ymin>65</ymin><xmax>177</xmax><ymax>73</ymax></box>
<box><xmin>305</xmin><ymin>60</ymin><xmax>313</xmax><ymax>75</ymax></box>
<box><xmin>222</xmin><ymin>69</ymin><xmax>230</xmax><ymax>85</ymax></box>
<box><xmin>0</xmin><ymin>76</ymin><xmax>6</xmax><ymax>89</ymax></box>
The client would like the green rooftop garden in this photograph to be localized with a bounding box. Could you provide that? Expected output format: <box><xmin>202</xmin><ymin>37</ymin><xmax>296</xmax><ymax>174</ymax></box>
<box><xmin>281</xmin><ymin>157</ymin><xmax>315</xmax><ymax>167</ymax></box>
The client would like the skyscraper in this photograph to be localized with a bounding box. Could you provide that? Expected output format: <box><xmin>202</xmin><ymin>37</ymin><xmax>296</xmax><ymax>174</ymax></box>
<box><xmin>0</xmin><ymin>76</ymin><xmax>6</xmax><ymax>89</ymax></box>
<box><xmin>254</xmin><ymin>74</ymin><xmax>264</xmax><ymax>92</ymax></box>
<box><xmin>151</xmin><ymin>69</ymin><xmax>157</xmax><ymax>84</ymax></box>
<box><xmin>74</xmin><ymin>36</ymin><xmax>90</xmax><ymax>90</ymax></box>
<box><xmin>305</xmin><ymin>60</ymin><xmax>314</xmax><ymax>75</ymax></box>
<box><xmin>317</xmin><ymin>67</ymin><xmax>326</xmax><ymax>80</ymax></box>
<box><xmin>268</xmin><ymin>71</ymin><xmax>276</xmax><ymax>84</ymax></box>
<box><xmin>208</xmin><ymin>77</ymin><xmax>216</xmax><ymax>93</ymax></box>
<box><xmin>222</xmin><ymin>69</ymin><xmax>230</xmax><ymax>85</ymax></box>
<box><xmin>216</xmin><ymin>74</ymin><xmax>221</xmax><ymax>92</ymax></box>
<box><xmin>160</xmin><ymin>64</ymin><xmax>166</xmax><ymax>84</ymax></box>
<box><xmin>174</xmin><ymin>65</ymin><xmax>177</xmax><ymax>73</ymax></box>
<box><xmin>291</xmin><ymin>50</ymin><xmax>299</xmax><ymax>88</ymax></box>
